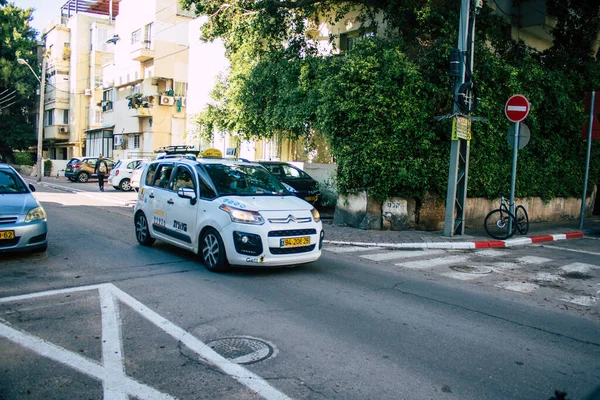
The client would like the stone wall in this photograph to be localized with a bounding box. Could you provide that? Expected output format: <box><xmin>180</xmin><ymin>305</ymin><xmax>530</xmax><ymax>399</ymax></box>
<box><xmin>334</xmin><ymin>188</ymin><xmax>598</xmax><ymax>231</ymax></box>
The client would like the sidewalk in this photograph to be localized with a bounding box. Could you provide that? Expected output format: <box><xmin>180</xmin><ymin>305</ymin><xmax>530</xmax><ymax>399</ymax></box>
<box><xmin>322</xmin><ymin>216</ymin><xmax>600</xmax><ymax>249</ymax></box>
<box><xmin>33</xmin><ymin>175</ymin><xmax>599</xmax><ymax>250</ymax></box>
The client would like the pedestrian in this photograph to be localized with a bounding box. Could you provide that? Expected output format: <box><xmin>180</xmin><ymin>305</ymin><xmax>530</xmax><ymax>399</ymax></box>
<box><xmin>95</xmin><ymin>154</ymin><xmax>108</xmax><ymax>192</ymax></box>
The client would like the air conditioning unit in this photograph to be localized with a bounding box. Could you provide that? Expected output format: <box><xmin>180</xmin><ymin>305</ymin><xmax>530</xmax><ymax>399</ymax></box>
<box><xmin>160</xmin><ymin>96</ymin><xmax>175</xmax><ymax>106</ymax></box>
<box><xmin>84</xmin><ymin>89</ymin><xmax>92</xmax><ymax>96</ymax></box>
<box><xmin>59</xmin><ymin>126</ymin><xmax>69</xmax><ymax>134</ymax></box>
<box><xmin>180</xmin><ymin>97</ymin><xmax>187</xmax><ymax>107</ymax></box>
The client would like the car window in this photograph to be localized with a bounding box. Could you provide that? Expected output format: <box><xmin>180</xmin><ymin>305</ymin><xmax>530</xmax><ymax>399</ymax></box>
<box><xmin>203</xmin><ymin>163</ymin><xmax>289</xmax><ymax>196</ymax></box>
<box><xmin>127</xmin><ymin>161</ymin><xmax>138</xmax><ymax>169</ymax></box>
<box><xmin>145</xmin><ymin>163</ymin><xmax>159</xmax><ymax>186</ymax></box>
<box><xmin>0</xmin><ymin>169</ymin><xmax>28</xmax><ymax>194</ymax></box>
<box><xmin>281</xmin><ymin>164</ymin><xmax>308</xmax><ymax>179</ymax></box>
<box><xmin>86</xmin><ymin>159</ymin><xmax>97</xmax><ymax>166</ymax></box>
<box><xmin>114</xmin><ymin>160</ymin><xmax>122</xmax><ymax>169</ymax></box>
<box><xmin>172</xmin><ymin>166</ymin><xmax>195</xmax><ymax>192</ymax></box>
<box><xmin>153</xmin><ymin>164</ymin><xmax>174</xmax><ymax>189</ymax></box>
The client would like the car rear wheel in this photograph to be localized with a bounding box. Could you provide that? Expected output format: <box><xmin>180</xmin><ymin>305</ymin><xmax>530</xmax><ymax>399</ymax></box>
<box><xmin>135</xmin><ymin>212</ymin><xmax>155</xmax><ymax>246</ymax></box>
<box><xmin>200</xmin><ymin>228</ymin><xmax>229</xmax><ymax>272</ymax></box>
<box><xmin>119</xmin><ymin>178</ymin><xmax>132</xmax><ymax>191</ymax></box>
<box><xmin>77</xmin><ymin>172</ymin><xmax>89</xmax><ymax>183</ymax></box>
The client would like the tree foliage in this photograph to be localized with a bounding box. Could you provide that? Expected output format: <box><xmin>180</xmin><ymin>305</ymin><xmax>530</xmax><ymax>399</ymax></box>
<box><xmin>185</xmin><ymin>0</ymin><xmax>600</xmax><ymax>202</ymax></box>
<box><xmin>0</xmin><ymin>2</ymin><xmax>39</xmax><ymax>161</ymax></box>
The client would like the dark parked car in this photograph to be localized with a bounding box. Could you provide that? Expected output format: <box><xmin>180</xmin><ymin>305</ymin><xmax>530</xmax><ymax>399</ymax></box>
<box><xmin>259</xmin><ymin>161</ymin><xmax>320</xmax><ymax>204</ymax></box>
<box><xmin>64</xmin><ymin>157</ymin><xmax>115</xmax><ymax>183</ymax></box>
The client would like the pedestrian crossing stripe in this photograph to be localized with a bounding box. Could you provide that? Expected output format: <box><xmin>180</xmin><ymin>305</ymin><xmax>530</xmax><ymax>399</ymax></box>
<box><xmin>360</xmin><ymin>249</ymin><xmax>443</xmax><ymax>261</ymax></box>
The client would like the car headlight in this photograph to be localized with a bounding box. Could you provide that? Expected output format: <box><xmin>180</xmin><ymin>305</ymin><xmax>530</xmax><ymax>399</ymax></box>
<box><xmin>220</xmin><ymin>205</ymin><xmax>264</xmax><ymax>225</ymax></box>
<box><xmin>25</xmin><ymin>206</ymin><xmax>47</xmax><ymax>222</ymax></box>
<box><xmin>311</xmin><ymin>208</ymin><xmax>321</xmax><ymax>222</ymax></box>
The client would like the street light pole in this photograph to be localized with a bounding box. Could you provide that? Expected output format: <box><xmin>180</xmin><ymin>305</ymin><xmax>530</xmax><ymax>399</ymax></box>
<box><xmin>17</xmin><ymin>57</ymin><xmax>46</xmax><ymax>182</ymax></box>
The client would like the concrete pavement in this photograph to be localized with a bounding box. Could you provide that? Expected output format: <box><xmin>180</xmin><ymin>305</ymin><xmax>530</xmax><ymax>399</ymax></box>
<box><xmin>31</xmin><ymin>175</ymin><xmax>600</xmax><ymax>250</ymax></box>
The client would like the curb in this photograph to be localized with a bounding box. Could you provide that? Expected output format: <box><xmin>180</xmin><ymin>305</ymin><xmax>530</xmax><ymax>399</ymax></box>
<box><xmin>323</xmin><ymin>231</ymin><xmax>586</xmax><ymax>250</ymax></box>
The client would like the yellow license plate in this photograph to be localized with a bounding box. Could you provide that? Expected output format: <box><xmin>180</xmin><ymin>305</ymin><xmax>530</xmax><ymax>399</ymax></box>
<box><xmin>0</xmin><ymin>230</ymin><xmax>15</xmax><ymax>240</ymax></box>
<box><xmin>305</xmin><ymin>196</ymin><xmax>317</xmax><ymax>202</ymax></box>
<box><xmin>281</xmin><ymin>236</ymin><xmax>310</xmax><ymax>247</ymax></box>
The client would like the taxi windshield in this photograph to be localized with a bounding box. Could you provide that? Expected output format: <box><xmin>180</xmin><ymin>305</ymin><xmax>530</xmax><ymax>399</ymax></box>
<box><xmin>203</xmin><ymin>163</ymin><xmax>290</xmax><ymax>196</ymax></box>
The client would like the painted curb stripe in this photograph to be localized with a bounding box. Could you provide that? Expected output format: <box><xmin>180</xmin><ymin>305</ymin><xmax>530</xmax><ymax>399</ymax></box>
<box><xmin>324</xmin><ymin>231</ymin><xmax>584</xmax><ymax>250</ymax></box>
<box><xmin>529</xmin><ymin>235</ymin><xmax>554</xmax><ymax>243</ymax></box>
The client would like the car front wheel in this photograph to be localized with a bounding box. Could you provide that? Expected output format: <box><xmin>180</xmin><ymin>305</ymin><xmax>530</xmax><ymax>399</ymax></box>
<box><xmin>200</xmin><ymin>228</ymin><xmax>228</xmax><ymax>272</ymax></box>
<box><xmin>135</xmin><ymin>212</ymin><xmax>155</xmax><ymax>246</ymax></box>
<box><xmin>77</xmin><ymin>172</ymin><xmax>89</xmax><ymax>183</ymax></box>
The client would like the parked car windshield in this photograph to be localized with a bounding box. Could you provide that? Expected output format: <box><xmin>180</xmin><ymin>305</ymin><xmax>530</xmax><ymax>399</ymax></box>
<box><xmin>201</xmin><ymin>163</ymin><xmax>290</xmax><ymax>197</ymax></box>
<box><xmin>0</xmin><ymin>170</ymin><xmax>28</xmax><ymax>194</ymax></box>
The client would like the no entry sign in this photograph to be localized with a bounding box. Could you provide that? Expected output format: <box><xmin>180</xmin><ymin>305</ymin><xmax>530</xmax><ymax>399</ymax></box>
<box><xmin>505</xmin><ymin>95</ymin><xmax>530</xmax><ymax>123</ymax></box>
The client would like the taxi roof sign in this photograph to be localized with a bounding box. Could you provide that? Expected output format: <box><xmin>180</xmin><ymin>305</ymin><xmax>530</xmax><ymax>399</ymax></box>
<box><xmin>202</xmin><ymin>148</ymin><xmax>223</xmax><ymax>158</ymax></box>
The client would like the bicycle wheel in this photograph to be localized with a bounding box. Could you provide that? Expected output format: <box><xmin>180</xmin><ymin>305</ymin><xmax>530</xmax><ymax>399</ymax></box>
<box><xmin>515</xmin><ymin>205</ymin><xmax>529</xmax><ymax>235</ymax></box>
<box><xmin>484</xmin><ymin>209</ymin><xmax>517</xmax><ymax>240</ymax></box>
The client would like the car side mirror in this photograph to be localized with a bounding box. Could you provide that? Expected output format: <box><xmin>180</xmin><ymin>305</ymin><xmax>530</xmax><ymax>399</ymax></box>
<box><xmin>29</xmin><ymin>183</ymin><xmax>36</xmax><ymax>192</ymax></box>
<box><xmin>177</xmin><ymin>187</ymin><xmax>197</xmax><ymax>204</ymax></box>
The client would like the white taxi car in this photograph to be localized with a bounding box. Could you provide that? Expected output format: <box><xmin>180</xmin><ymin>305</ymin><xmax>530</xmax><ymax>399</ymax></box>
<box><xmin>133</xmin><ymin>157</ymin><xmax>323</xmax><ymax>271</ymax></box>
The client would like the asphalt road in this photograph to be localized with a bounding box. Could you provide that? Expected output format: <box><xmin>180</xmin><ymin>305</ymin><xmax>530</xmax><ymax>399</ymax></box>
<box><xmin>0</xmin><ymin>183</ymin><xmax>599</xmax><ymax>400</ymax></box>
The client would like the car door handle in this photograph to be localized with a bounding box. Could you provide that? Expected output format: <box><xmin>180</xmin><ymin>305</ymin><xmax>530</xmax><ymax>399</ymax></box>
<box><xmin>149</xmin><ymin>193</ymin><xmax>154</xmax><ymax>198</ymax></box>
<box><xmin>167</xmin><ymin>199</ymin><xmax>174</xmax><ymax>204</ymax></box>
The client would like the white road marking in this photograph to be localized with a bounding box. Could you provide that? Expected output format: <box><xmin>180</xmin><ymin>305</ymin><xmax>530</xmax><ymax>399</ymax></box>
<box><xmin>560</xmin><ymin>263</ymin><xmax>600</xmax><ymax>274</ymax></box>
<box><xmin>324</xmin><ymin>246</ymin><xmax>383</xmax><ymax>253</ymax></box>
<box><xmin>542</xmin><ymin>245</ymin><xmax>600</xmax><ymax>257</ymax></box>
<box><xmin>495</xmin><ymin>282</ymin><xmax>539</xmax><ymax>293</ymax></box>
<box><xmin>532</xmin><ymin>273</ymin><xmax>564</xmax><ymax>282</ymax></box>
<box><xmin>395</xmin><ymin>255</ymin><xmax>469</xmax><ymax>269</ymax></box>
<box><xmin>0</xmin><ymin>284</ymin><xmax>291</xmax><ymax>400</ymax></box>
<box><xmin>439</xmin><ymin>272</ymin><xmax>480</xmax><ymax>281</ymax></box>
<box><xmin>473</xmin><ymin>250</ymin><xmax>506</xmax><ymax>257</ymax></box>
<box><xmin>518</xmin><ymin>256</ymin><xmax>552</xmax><ymax>264</ymax></box>
<box><xmin>360</xmin><ymin>249</ymin><xmax>443</xmax><ymax>261</ymax></box>
<box><xmin>558</xmin><ymin>296</ymin><xmax>597</xmax><ymax>307</ymax></box>
<box><xmin>99</xmin><ymin>286</ymin><xmax>128</xmax><ymax>400</ymax></box>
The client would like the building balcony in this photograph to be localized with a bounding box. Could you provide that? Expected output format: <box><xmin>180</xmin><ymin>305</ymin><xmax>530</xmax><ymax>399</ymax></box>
<box><xmin>44</xmin><ymin>125</ymin><xmax>70</xmax><ymax>141</ymax></box>
<box><xmin>131</xmin><ymin>41</ymin><xmax>154</xmax><ymax>62</ymax></box>
<box><xmin>129</xmin><ymin>107</ymin><xmax>152</xmax><ymax>117</ymax></box>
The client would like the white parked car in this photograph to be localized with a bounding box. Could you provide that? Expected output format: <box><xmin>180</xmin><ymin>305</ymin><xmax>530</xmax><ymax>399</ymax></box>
<box><xmin>108</xmin><ymin>158</ymin><xmax>147</xmax><ymax>191</ymax></box>
<box><xmin>133</xmin><ymin>157</ymin><xmax>323</xmax><ymax>272</ymax></box>
<box><xmin>130</xmin><ymin>161</ymin><xmax>148</xmax><ymax>192</ymax></box>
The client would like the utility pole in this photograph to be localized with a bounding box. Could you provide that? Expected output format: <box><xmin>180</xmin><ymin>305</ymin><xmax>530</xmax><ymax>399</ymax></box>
<box><xmin>443</xmin><ymin>0</ymin><xmax>481</xmax><ymax>236</ymax></box>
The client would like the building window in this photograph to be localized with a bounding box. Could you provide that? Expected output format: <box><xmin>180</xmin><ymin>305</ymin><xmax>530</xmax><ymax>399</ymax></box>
<box><xmin>46</xmin><ymin>110</ymin><xmax>53</xmax><ymax>126</ymax></box>
<box><xmin>102</xmin><ymin>89</ymin><xmax>114</xmax><ymax>112</ymax></box>
<box><xmin>340</xmin><ymin>31</ymin><xmax>374</xmax><ymax>52</ymax></box>
<box><xmin>63</xmin><ymin>109</ymin><xmax>69</xmax><ymax>124</ymax></box>
<box><xmin>144</xmin><ymin>23</ymin><xmax>153</xmax><ymax>48</ymax></box>
<box><xmin>174</xmin><ymin>81</ymin><xmax>187</xmax><ymax>97</ymax></box>
<box><xmin>131</xmin><ymin>29</ymin><xmax>141</xmax><ymax>44</ymax></box>
<box><xmin>133</xmin><ymin>134</ymin><xmax>140</xmax><ymax>149</ymax></box>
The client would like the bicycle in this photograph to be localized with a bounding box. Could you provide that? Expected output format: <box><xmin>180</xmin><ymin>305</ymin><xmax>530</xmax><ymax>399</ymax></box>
<box><xmin>484</xmin><ymin>196</ymin><xmax>529</xmax><ymax>240</ymax></box>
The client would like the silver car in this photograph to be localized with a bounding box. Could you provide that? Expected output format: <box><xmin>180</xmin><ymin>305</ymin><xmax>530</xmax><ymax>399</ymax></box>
<box><xmin>0</xmin><ymin>163</ymin><xmax>48</xmax><ymax>252</ymax></box>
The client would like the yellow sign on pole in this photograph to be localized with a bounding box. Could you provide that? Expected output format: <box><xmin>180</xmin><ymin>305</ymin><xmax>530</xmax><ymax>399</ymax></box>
<box><xmin>452</xmin><ymin>116</ymin><xmax>472</xmax><ymax>141</ymax></box>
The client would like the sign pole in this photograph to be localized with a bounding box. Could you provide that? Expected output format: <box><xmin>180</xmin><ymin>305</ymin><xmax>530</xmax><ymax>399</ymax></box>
<box><xmin>579</xmin><ymin>90</ymin><xmax>595</xmax><ymax>230</ymax></box>
<box><xmin>508</xmin><ymin>121</ymin><xmax>520</xmax><ymax>232</ymax></box>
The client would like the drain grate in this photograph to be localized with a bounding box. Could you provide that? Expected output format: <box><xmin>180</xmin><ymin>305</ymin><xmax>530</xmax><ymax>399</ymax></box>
<box><xmin>207</xmin><ymin>337</ymin><xmax>274</xmax><ymax>365</ymax></box>
<box><xmin>449</xmin><ymin>265</ymin><xmax>493</xmax><ymax>274</ymax></box>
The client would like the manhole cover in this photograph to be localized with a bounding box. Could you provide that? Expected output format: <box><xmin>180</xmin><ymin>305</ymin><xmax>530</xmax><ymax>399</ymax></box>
<box><xmin>206</xmin><ymin>337</ymin><xmax>274</xmax><ymax>365</ymax></box>
<box><xmin>449</xmin><ymin>265</ymin><xmax>493</xmax><ymax>274</ymax></box>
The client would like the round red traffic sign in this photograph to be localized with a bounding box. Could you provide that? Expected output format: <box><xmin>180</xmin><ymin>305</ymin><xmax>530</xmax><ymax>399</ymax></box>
<box><xmin>505</xmin><ymin>95</ymin><xmax>530</xmax><ymax>123</ymax></box>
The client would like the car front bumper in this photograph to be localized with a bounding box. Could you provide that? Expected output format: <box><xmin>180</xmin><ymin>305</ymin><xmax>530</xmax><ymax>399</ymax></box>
<box><xmin>0</xmin><ymin>219</ymin><xmax>48</xmax><ymax>252</ymax></box>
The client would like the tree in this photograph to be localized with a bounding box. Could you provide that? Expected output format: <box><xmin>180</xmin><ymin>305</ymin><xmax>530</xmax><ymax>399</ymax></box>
<box><xmin>184</xmin><ymin>0</ymin><xmax>600</xmax><ymax>202</ymax></box>
<box><xmin>0</xmin><ymin>2</ymin><xmax>39</xmax><ymax>162</ymax></box>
